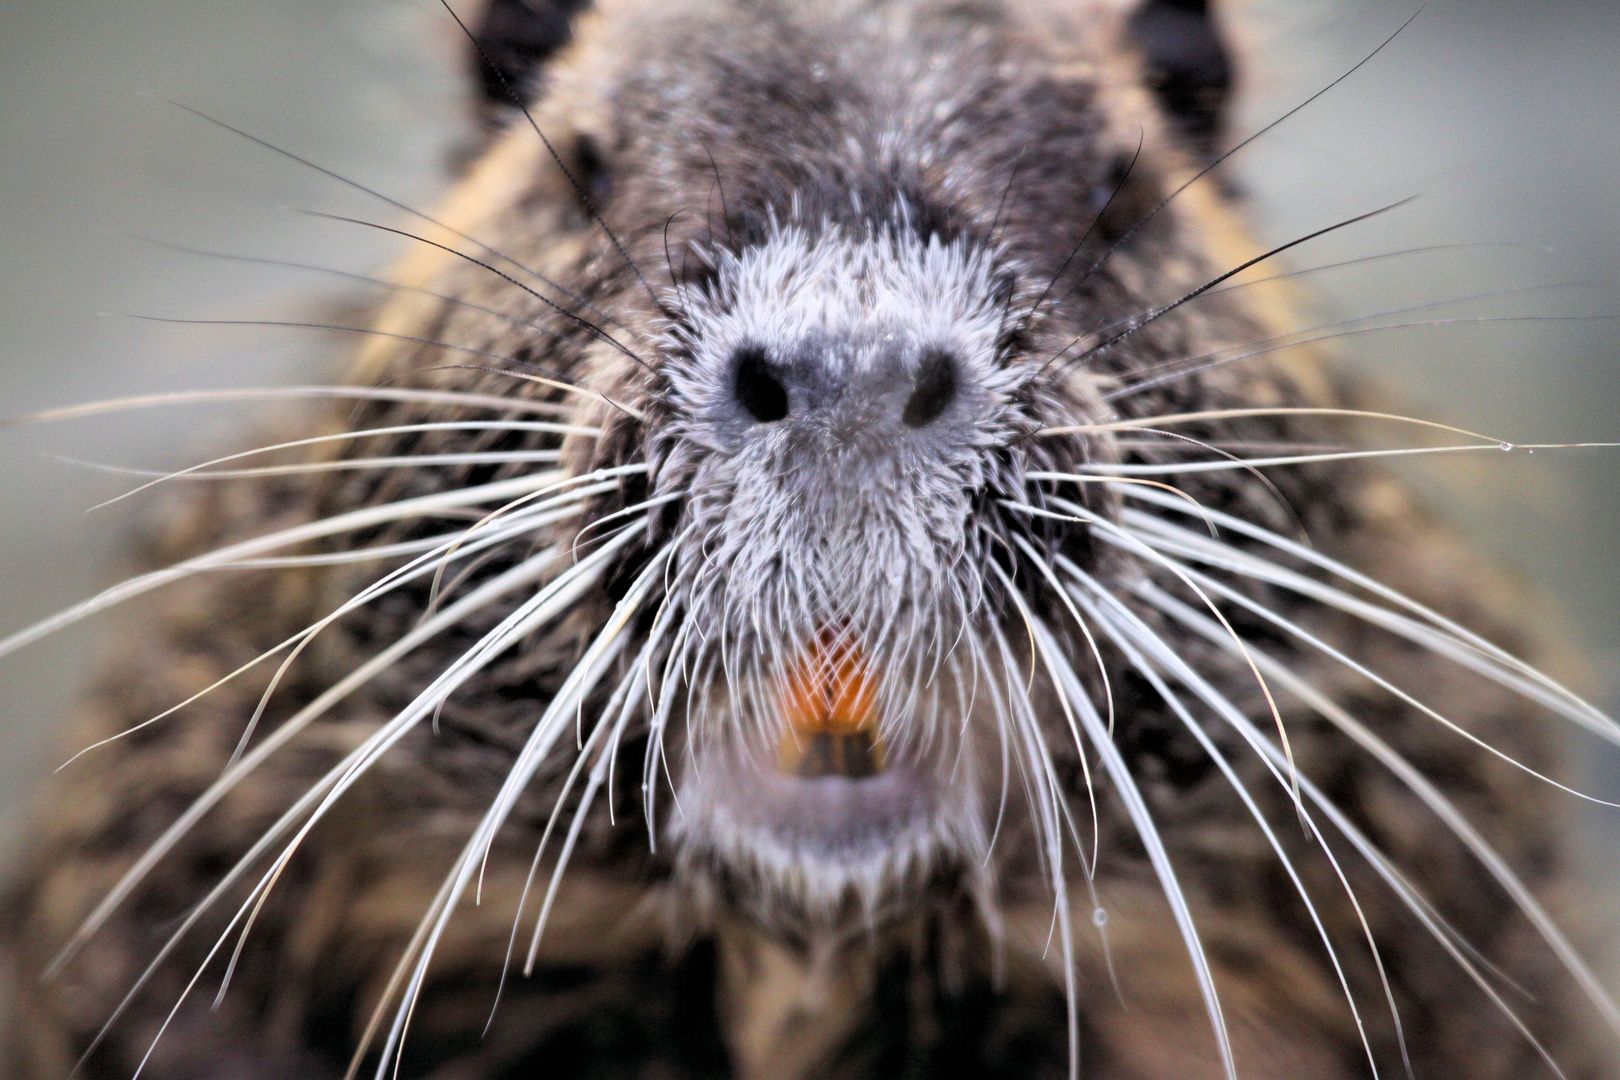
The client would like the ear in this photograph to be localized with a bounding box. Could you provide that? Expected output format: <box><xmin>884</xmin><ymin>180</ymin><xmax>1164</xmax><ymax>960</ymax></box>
<box><xmin>1126</xmin><ymin>0</ymin><xmax>1235</xmax><ymax>160</ymax></box>
<box><xmin>469</xmin><ymin>0</ymin><xmax>593</xmax><ymax>123</ymax></box>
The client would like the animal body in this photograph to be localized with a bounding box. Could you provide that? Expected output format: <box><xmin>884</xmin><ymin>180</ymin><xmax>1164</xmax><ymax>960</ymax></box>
<box><xmin>2</xmin><ymin>1</ymin><xmax>1616</xmax><ymax>1077</ymax></box>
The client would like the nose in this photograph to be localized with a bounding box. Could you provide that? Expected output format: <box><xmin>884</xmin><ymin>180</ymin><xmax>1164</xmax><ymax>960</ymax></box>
<box><xmin>730</xmin><ymin>340</ymin><xmax>959</xmax><ymax>432</ymax></box>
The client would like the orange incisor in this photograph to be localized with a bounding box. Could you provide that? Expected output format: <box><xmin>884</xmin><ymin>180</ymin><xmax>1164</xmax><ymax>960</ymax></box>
<box><xmin>778</xmin><ymin>630</ymin><xmax>887</xmax><ymax>779</ymax></box>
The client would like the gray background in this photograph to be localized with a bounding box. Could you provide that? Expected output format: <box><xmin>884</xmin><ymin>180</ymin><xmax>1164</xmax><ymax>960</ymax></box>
<box><xmin>0</xmin><ymin>0</ymin><xmax>1615</xmax><ymax>974</ymax></box>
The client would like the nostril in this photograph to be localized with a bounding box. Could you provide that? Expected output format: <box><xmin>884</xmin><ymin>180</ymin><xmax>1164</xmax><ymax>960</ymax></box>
<box><xmin>902</xmin><ymin>350</ymin><xmax>957</xmax><ymax>428</ymax></box>
<box><xmin>734</xmin><ymin>346</ymin><xmax>789</xmax><ymax>423</ymax></box>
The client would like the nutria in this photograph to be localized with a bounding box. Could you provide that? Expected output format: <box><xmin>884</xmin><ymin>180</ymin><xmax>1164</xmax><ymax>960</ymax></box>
<box><xmin>3</xmin><ymin>1</ymin><xmax>1615</xmax><ymax>1077</ymax></box>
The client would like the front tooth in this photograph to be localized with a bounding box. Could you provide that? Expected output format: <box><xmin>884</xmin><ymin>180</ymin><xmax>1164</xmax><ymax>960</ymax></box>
<box><xmin>777</xmin><ymin>631</ymin><xmax>886</xmax><ymax>777</ymax></box>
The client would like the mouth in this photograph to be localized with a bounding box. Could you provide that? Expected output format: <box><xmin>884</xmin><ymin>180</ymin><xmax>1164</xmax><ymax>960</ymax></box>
<box><xmin>671</xmin><ymin>628</ymin><xmax>982</xmax><ymax>906</ymax></box>
<box><xmin>776</xmin><ymin>630</ymin><xmax>887</xmax><ymax>780</ymax></box>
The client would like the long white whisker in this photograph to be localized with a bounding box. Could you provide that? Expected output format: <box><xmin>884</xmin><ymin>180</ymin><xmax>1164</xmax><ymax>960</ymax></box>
<box><xmin>55</xmin><ymin>476</ymin><xmax>626</xmax><ymax>772</ymax></box>
<box><xmin>56</xmin><ymin>450</ymin><xmax>565</xmax><ymax>484</ymax></box>
<box><xmin>1038</xmin><ymin>406</ymin><xmax>1502</xmax><ymax>444</ymax></box>
<box><xmin>1008</xmin><ymin>533</ymin><xmax>1113</xmax><ymax>871</ymax></box>
<box><xmin>1</xmin><ymin>471</ymin><xmax>542</xmax><ymax>659</ymax></box>
<box><xmin>0</xmin><ymin>465</ymin><xmax>646</xmax><ymax>662</ymax></box>
<box><xmin>1063</xmin><ymin>575</ymin><xmax>1391</xmax><ymax>1077</ymax></box>
<box><xmin>1000</xmin><ymin>591</ymin><xmax>1237</xmax><ymax>1080</ymax></box>
<box><xmin>523</xmin><ymin>658</ymin><xmax>646</xmax><ymax>970</ymax></box>
<box><xmin>213</xmin><ymin>530</ymin><xmax>490</xmax><ymax>569</ymax></box>
<box><xmin>1116</xmin><ymin>528</ymin><xmax>1620</xmax><ymax>806</ymax></box>
<box><xmin>366</xmin><ymin>550</ymin><xmax>668</xmax><ymax>1079</ymax></box>
<box><xmin>72</xmin><ymin>531</ymin><xmax>626</xmax><ymax>1067</ymax></box>
<box><xmin>7</xmin><ymin>385</ymin><xmax>571</xmax><ymax>426</ymax></box>
<box><xmin>479</xmin><ymin>642</ymin><xmax>652</xmax><ymax>1035</ymax></box>
<box><xmin>1010</xmin><ymin>496</ymin><xmax>1303</xmax><ymax>808</ymax></box>
<box><xmin>984</xmin><ymin>619</ymin><xmax>1081</xmax><ymax>1080</ymax></box>
<box><xmin>223</xmin><ymin>482</ymin><xmax>626</xmax><ymax>767</ymax></box>
<box><xmin>50</xmin><ymin>525</ymin><xmax>633</xmax><ymax>987</ymax></box>
<box><xmin>86</xmin><ymin>420</ymin><xmax>598</xmax><ymax>510</ymax></box>
<box><xmin>1116</xmin><ymin>485</ymin><xmax>1620</xmax><ymax>742</ymax></box>
<box><xmin>1140</xmin><ymin>581</ymin><xmax>1620</xmax><ymax>1049</ymax></box>
<box><xmin>1028</xmin><ymin>436</ymin><xmax>1620</xmax><ymax>476</ymax></box>
<box><xmin>193</xmin><ymin>530</ymin><xmax>645</xmax><ymax>1057</ymax></box>
<box><xmin>60</xmin><ymin>510</ymin><xmax>551</xmax><ymax>773</ymax></box>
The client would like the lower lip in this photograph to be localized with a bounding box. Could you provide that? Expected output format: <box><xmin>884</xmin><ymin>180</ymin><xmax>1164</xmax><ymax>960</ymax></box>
<box><xmin>679</xmin><ymin>750</ymin><xmax>941</xmax><ymax>863</ymax></box>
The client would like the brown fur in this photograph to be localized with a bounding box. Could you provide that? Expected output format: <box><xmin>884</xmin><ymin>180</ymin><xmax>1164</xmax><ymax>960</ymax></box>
<box><xmin>3</xmin><ymin>1</ymin><xmax>1612</xmax><ymax>1077</ymax></box>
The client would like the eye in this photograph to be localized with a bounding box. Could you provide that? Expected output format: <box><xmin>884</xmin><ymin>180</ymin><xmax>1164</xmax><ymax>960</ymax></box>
<box><xmin>734</xmin><ymin>346</ymin><xmax>789</xmax><ymax>423</ymax></box>
<box><xmin>573</xmin><ymin>133</ymin><xmax>612</xmax><ymax>206</ymax></box>
<box><xmin>902</xmin><ymin>350</ymin><xmax>957</xmax><ymax>428</ymax></box>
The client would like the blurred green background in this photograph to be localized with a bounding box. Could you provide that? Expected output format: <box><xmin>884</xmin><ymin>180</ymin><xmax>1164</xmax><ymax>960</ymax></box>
<box><xmin>0</xmin><ymin>0</ymin><xmax>1615</xmax><ymax>972</ymax></box>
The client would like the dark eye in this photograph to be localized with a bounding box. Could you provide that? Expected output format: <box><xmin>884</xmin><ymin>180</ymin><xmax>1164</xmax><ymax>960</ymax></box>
<box><xmin>902</xmin><ymin>350</ymin><xmax>957</xmax><ymax>428</ymax></box>
<box><xmin>573</xmin><ymin>133</ymin><xmax>612</xmax><ymax>206</ymax></box>
<box><xmin>734</xmin><ymin>346</ymin><xmax>789</xmax><ymax>423</ymax></box>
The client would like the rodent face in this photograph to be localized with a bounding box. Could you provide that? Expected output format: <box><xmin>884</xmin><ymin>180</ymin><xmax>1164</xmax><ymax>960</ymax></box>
<box><xmin>657</xmin><ymin>219</ymin><xmax>1030</xmax><ymax>914</ymax></box>
<box><xmin>423</xmin><ymin>0</ymin><xmax>1245</xmax><ymax>924</ymax></box>
<box><xmin>10</xmin><ymin>3</ymin><xmax>1617</xmax><ymax>1076</ymax></box>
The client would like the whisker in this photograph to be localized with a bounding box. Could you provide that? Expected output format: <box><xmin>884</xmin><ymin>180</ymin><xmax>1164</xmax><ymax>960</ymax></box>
<box><xmin>0</xmin><ymin>469</ymin><xmax>598</xmax><ymax>662</ymax></box>
<box><xmin>984</xmin><ymin>619</ymin><xmax>1082</xmax><ymax>1080</ymax></box>
<box><xmin>1006</xmin><ymin>496</ymin><xmax>1302</xmax><ymax>806</ymax></box>
<box><xmin>1195</xmin><ymin>240</ymin><xmax>1556</xmax><ymax>302</ymax></box>
<box><xmin>997</xmin><ymin>588</ymin><xmax>1237</xmax><ymax>1080</ymax></box>
<box><xmin>54</xmin><ymin>484</ymin><xmax>604</xmax><ymax>773</ymax></box>
<box><xmin>1134</xmin><ymin>584</ymin><xmax>1599</xmax><ymax>1070</ymax></box>
<box><xmin>479</xmin><ymin>653</ymin><xmax>647</xmax><ymax>1034</ymax></box>
<box><xmin>1004</xmin><ymin>535</ymin><xmax>1109</xmax><ymax>869</ymax></box>
<box><xmin>1037</xmin><ymin>406</ymin><xmax>1501</xmax><ymax>444</ymax></box>
<box><xmin>1021</xmin><ymin>133</ymin><xmax>1145</xmax><ymax>325</ymax></box>
<box><xmin>399</xmin><ymin>364</ymin><xmax>645</xmax><ymax>422</ymax></box>
<box><xmin>1115</xmin><ymin>485</ymin><xmax>1620</xmax><ymax>743</ymax></box>
<box><xmin>1111</xmin><ymin>522</ymin><xmax>1620</xmax><ymax>805</ymax></box>
<box><xmin>362</xmin><ymin>548</ymin><xmax>668</xmax><ymax>1078</ymax></box>
<box><xmin>1106</xmin><ymin>314</ymin><xmax>1620</xmax><ymax>404</ymax></box>
<box><xmin>220</xmin><ymin>534</ymin><xmax>643</xmax><ymax>1069</ymax></box>
<box><xmin>1059</xmin><ymin>577</ymin><xmax>1390</xmax><ymax>1078</ymax></box>
<box><xmin>226</xmin><ymin>478</ymin><xmax>629</xmax><ymax>768</ymax></box>
<box><xmin>5</xmin><ymin>385</ymin><xmax>572</xmax><ymax>426</ymax></box>
<box><xmin>129</xmin><ymin>235</ymin><xmax>607</xmax><ymax>343</ymax></box>
<box><xmin>299</xmin><ymin>210</ymin><xmax>655</xmax><ymax>375</ymax></box>
<box><xmin>53</xmin><ymin>449</ymin><xmax>565</xmax><ymax>486</ymax></box>
<box><xmin>158</xmin><ymin>99</ymin><xmax>623</xmax><ymax>330</ymax></box>
<box><xmin>1026</xmin><ymin>431</ymin><xmax>1620</xmax><ymax>476</ymax></box>
<box><xmin>1070</xmin><ymin>268</ymin><xmax>1588</xmax><ymax>391</ymax></box>
<box><xmin>207</xmin><ymin>534</ymin><xmax>477</xmax><ymax>569</ymax></box>
<box><xmin>1047</xmin><ymin>7</ymin><xmax>1424</xmax><ymax>317</ymax></box>
<box><xmin>71</xmin><ymin>529</ymin><xmax>631</xmax><ymax>1066</ymax></box>
<box><xmin>1040</xmin><ymin>196</ymin><xmax>1420</xmax><ymax>377</ymax></box>
<box><xmin>83</xmin><ymin>419</ymin><xmax>598</xmax><ymax>510</ymax></box>
<box><xmin>1107</xmin><ymin>437</ymin><xmax>1352</xmax><ymax>454</ymax></box>
<box><xmin>114</xmin><ymin>312</ymin><xmax>596</xmax><ymax>400</ymax></box>
<box><xmin>435</xmin><ymin>0</ymin><xmax>665</xmax><ymax>315</ymax></box>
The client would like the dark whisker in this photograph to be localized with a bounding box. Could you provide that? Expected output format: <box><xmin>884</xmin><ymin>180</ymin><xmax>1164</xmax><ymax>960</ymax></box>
<box><xmin>1039</xmin><ymin>196</ymin><xmax>1419</xmax><ymax>377</ymax></box>
<box><xmin>1021</xmin><ymin>132</ymin><xmax>1143</xmax><ymax>328</ymax></box>
<box><xmin>1108</xmin><ymin>276</ymin><xmax>1606</xmax><ymax>399</ymax></box>
<box><xmin>299</xmin><ymin>210</ymin><xmax>655</xmax><ymax>374</ymax></box>
<box><xmin>1110</xmin><ymin>313</ymin><xmax>1620</xmax><ymax>404</ymax></box>
<box><xmin>157</xmin><ymin>99</ymin><xmax>619</xmax><ymax>329</ymax></box>
<box><xmin>130</xmin><ymin>236</ymin><xmax>581</xmax><ymax>346</ymax></box>
<box><xmin>400</xmin><ymin>364</ymin><xmax>643</xmax><ymax>421</ymax></box>
<box><xmin>111</xmin><ymin>314</ymin><xmax>598</xmax><ymax>397</ymax></box>
<box><xmin>436</xmin><ymin>0</ymin><xmax>666</xmax><ymax>315</ymax></box>
<box><xmin>1045</xmin><ymin>7</ymin><xmax>1426</xmax><ymax>316</ymax></box>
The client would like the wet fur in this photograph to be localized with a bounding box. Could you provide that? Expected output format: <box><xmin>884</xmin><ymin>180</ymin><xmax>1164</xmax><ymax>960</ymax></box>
<box><xmin>2</xmin><ymin>1</ymin><xmax>1612</xmax><ymax>1078</ymax></box>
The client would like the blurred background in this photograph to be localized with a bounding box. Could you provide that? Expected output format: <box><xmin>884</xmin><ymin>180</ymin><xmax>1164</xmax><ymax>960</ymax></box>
<box><xmin>0</xmin><ymin>0</ymin><xmax>1615</xmax><ymax>976</ymax></box>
